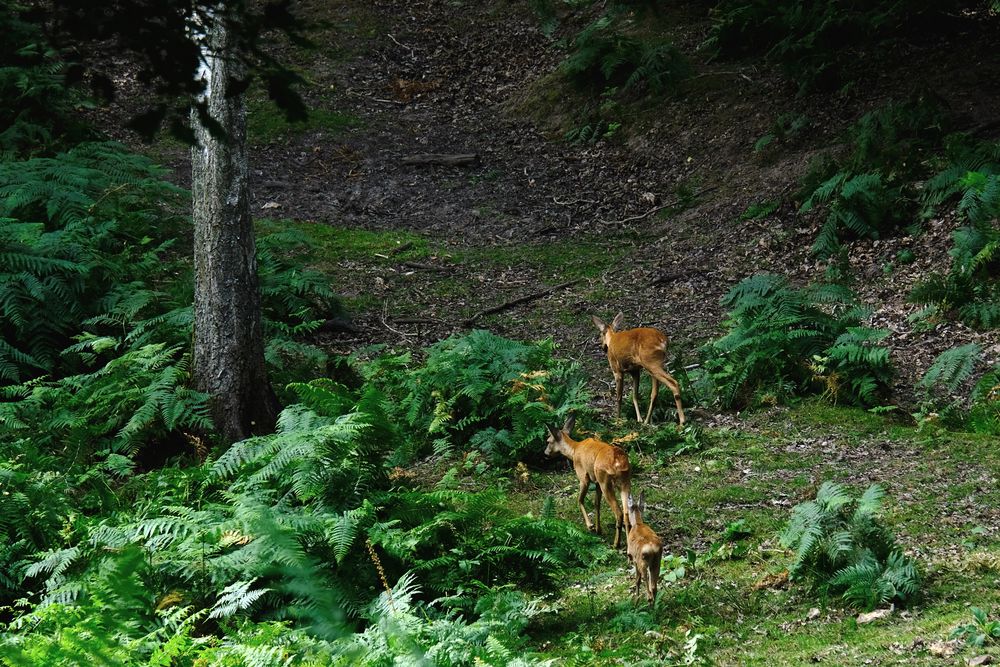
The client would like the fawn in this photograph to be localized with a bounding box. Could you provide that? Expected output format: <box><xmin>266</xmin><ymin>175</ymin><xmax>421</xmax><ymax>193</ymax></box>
<box><xmin>544</xmin><ymin>414</ymin><xmax>632</xmax><ymax>549</ymax></box>
<box><xmin>626</xmin><ymin>491</ymin><xmax>664</xmax><ymax>605</ymax></box>
<box><xmin>592</xmin><ymin>312</ymin><xmax>686</xmax><ymax>426</ymax></box>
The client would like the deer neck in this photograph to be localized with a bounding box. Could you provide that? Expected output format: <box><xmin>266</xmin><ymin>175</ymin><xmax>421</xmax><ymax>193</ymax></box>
<box><xmin>556</xmin><ymin>434</ymin><xmax>579</xmax><ymax>461</ymax></box>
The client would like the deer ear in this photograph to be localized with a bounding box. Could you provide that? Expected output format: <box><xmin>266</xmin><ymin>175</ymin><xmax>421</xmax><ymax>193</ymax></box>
<box><xmin>545</xmin><ymin>424</ymin><xmax>561</xmax><ymax>440</ymax></box>
<box><xmin>611</xmin><ymin>312</ymin><xmax>625</xmax><ymax>330</ymax></box>
<box><xmin>591</xmin><ymin>315</ymin><xmax>607</xmax><ymax>333</ymax></box>
<box><xmin>638</xmin><ymin>490</ymin><xmax>646</xmax><ymax>512</ymax></box>
<box><xmin>627</xmin><ymin>494</ymin><xmax>636</xmax><ymax>510</ymax></box>
<box><xmin>563</xmin><ymin>413</ymin><xmax>576</xmax><ymax>434</ymax></box>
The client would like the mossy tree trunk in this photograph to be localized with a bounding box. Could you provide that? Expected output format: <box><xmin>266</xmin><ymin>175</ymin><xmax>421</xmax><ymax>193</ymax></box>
<box><xmin>191</xmin><ymin>5</ymin><xmax>278</xmax><ymax>443</ymax></box>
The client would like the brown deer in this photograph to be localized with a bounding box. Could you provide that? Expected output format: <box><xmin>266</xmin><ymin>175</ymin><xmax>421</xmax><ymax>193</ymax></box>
<box><xmin>544</xmin><ymin>414</ymin><xmax>632</xmax><ymax>549</ymax></box>
<box><xmin>626</xmin><ymin>491</ymin><xmax>664</xmax><ymax>605</ymax></box>
<box><xmin>592</xmin><ymin>312</ymin><xmax>686</xmax><ymax>426</ymax></box>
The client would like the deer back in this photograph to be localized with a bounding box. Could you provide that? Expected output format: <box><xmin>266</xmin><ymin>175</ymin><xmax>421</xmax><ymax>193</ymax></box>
<box><xmin>574</xmin><ymin>437</ymin><xmax>631</xmax><ymax>481</ymax></box>
<box><xmin>608</xmin><ymin>327</ymin><xmax>668</xmax><ymax>370</ymax></box>
<box><xmin>627</xmin><ymin>492</ymin><xmax>664</xmax><ymax>562</ymax></box>
<box><xmin>628</xmin><ymin>522</ymin><xmax>664</xmax><ymax>563</ymax></box>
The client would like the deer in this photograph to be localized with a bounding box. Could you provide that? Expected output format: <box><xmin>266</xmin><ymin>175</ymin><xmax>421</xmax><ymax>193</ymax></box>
<box><xmin>626</xmin><ymin>490</ymin><xmax>664</xmax><ymax>605</ymax></box>
<box><xmin>544</xmin><ymin>414</ymin><xmax>632</xmax><ymax>549</ymax></box>
<box><xmin>591</xmin><ymin>312</ymin><xmax>686</xmax><ymax>426</ymax></box>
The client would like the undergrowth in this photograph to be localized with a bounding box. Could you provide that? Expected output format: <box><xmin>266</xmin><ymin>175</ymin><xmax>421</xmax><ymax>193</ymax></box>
<box><xmin>781</xmin><ymin>482</ymin><xmax>920</xmax><ymax>610</ymax></box>
<box><xmin>700</xmin><ymin>274</ymin><xmax>892</xmax><ymax>409</ymax></box>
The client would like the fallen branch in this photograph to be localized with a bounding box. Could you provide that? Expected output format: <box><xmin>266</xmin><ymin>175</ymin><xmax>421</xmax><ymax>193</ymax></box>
<box><xmin>462</xmin><ymin>278</ymin><xmax>583</xmax><ymax>326</ymax></box>
<box><xmin>381</xmin><ymin>301</ymin><xmax>414</xmax><ymax>338</ymax></box>
<box><xmin>389</xmin><ymin>241</ymin><xmax>414</xmax><ymax>255</ymax></box>
<box><xmin>401</xmin><ymin>153</ymin><xmax>480</xmax><ymax>167</ymax></box>
<box><xmin>393</xmin><ymin>317</ymin><xmax>448</xmax><ymax>325</ymax></box>
<box><xmin>599</xmin><ymin>185</ymin><xmax>718</xmax><ymax>225</ymax></box>
<box><xmin>403</xmin><ymin>261</ymin><xmax>453</xmax><ymax>272</ymax></box>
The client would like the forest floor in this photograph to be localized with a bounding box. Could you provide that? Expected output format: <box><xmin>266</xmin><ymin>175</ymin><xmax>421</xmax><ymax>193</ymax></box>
<box><xmin>126</xmin><ymin>0</ymin><xmax>1000</xmax><ymax>664</ymax></box>
<box><xmin>139</xmin><ymin>0</ymin><xmax>1000</xmax><ymax>402</ymax></box>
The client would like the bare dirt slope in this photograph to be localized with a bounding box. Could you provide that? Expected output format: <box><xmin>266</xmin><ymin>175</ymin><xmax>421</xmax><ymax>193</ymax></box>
<box><xmin>150</xmin><ymin>0</ymin><xmax>999</xmax><ymax>409</ymax></box>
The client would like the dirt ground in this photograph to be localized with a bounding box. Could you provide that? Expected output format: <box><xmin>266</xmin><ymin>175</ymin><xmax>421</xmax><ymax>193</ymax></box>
<box><xmin>137</xmin><ymin>0</ymin><xmax>999</xmax><ymax>411</ymax></box>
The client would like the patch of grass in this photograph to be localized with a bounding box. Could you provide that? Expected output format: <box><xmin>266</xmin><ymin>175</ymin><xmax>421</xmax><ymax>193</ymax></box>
<box><xmin>488</xmin><ymin>398</ymin><xmax>1000</xmax><ymax>664</ymax></box>
<box><xmin>458</xmin><ymin>237</ymin><xmax>629</xmax><ymax>282</ymax></box>
<box><xmin>257</xmin><ymin>219</ymin><xmax>430</xmax><ymax>265</ymax></box>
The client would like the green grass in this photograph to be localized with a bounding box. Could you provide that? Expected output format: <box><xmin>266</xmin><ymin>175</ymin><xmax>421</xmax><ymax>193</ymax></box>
<box><xmin>257</xmin><ymin>219</ymin><xmax>430</xmax><ymax>264</ymax></box>
<box><xmin>479</xmin><ymin>401</ymin><xmax>1000</xmax><ymax>665</ymax></box>
<box><xmin>247</xmin><ymin>98</ymin><xmax>360</xmax><ymax>143</ymax></box>
<box><xmin>456</xmin><ymin>236</ymin><xmax>629</xmax><ymax>281</ymax></box>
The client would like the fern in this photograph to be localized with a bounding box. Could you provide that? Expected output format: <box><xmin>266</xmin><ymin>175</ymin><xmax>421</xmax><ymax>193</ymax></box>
<box><xmin>703</xmin><ymin>274</ymin><xmax>892</xmax><ymax>408</ymax></box>
<box><xmin>919</xmin><ymin>344</ymin><xmax>982</xmax><ymax>396</ymax></box>
<box><xmin>917</xmin><ymin>345</ymin><xmax>999</xmax><ymax>434</ymax></box>
<box><xmin>561</xmin><ymin>14</ymin><xmax>688</xmax><ymax>96</ymax></box>
<box><xmin>780</xmin><ymin>482</ymin><xmax>919</xmax><ymax>609</ymax></box>
<box><xmin>708</xmin><ymin>1</ymin><xmax>967</xmax><ymax>94</ymax></box>
<box><xmin>376</xmin><ymin>330</ymin><xmax>592</xmax><ymax>466</ymax></box>
<box><xmin>913</xmin><ymin>167</ymin><xmax>1000</xmax><ymax>329</ymax></box>
<box><xmin>0</xmin><ymin>142</ymin><xmax>188</xmax><ymax>382</ymax></box>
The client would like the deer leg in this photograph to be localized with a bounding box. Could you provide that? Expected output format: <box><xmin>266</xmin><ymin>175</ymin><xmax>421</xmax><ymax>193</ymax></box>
<box><xmin>647</xmin><ymin>557</ymin><xmax>661</xmax><ymax>605</ymax></box>
<box><xmin>619</xmin><ymin>484</ymin><xmax>631</xmax><ymax>536</ymax></box>
<box><xmin>577</xmin><ymin>477</ymin><xmax>593</xmax><ymax>532</ymax></box>
<box><xmin>593</xmin><ymin>483</ymin><xmax>602</xmax><ymax>535</ymax></box>
<box><xmin>630</xmin><ymin>369</ymin><xmax>643</xmax><ymax>422</ymax></box>
<box><xmin>634</xmin><ymin>567</ymin><xmax>641</xmax><ymax>601</ymax></box>
<box><xmin>645</xmin><ymin>376</ymin><xmax>659</xmax><ymax>424</ymax></box>
<box><xmin>651</xmin><ymin>367</ymin><xmax>686</xmax><ymax>426</ymax></box>
<box><xmin>602</xmin><ymin>484</ymin><xmax>624</xmax><ymax>549</ymax></box>
<box><xmin>613</xmin><ymin>370</ymin><xmax>624</xmax><ymax>419</ymax></box>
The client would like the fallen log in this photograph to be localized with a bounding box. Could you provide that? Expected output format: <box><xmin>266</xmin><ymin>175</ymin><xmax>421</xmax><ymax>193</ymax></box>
<box><xmin>401</xmin><ymin>153</ymin><xmax>480</xmax><ymax>167</ymax></box>
<box><xmin>462</xmin><ymin>278</ymin><xmax>583</xmax><ymax>326</ymax></box>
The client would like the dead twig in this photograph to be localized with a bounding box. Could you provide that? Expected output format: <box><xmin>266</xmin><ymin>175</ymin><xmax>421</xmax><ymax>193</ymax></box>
<box><xmin>462</xmin><ymin>278</ymin><xmax>583</xmax><ymax>326</ymax></box>
<box><xmin>387</xmin><ymin>33</ymin><xmax>416</xmax><ymax>55</ymax></box>
<box><xmin>401</xmin><ymin>154</ymin><xmax>480</xmax><ymax>167</ymax></box>
<box><xmin>393</xmin><ymin>317</ymin><xmax>448</xmax><ymax>325</ymax></box>
<box><xmin>381</xmin><ymin>301</ymin><xmax>415</xmax><ymax>338</ymax></box>
<box><xmin>389</xmin><ymin>241</ymin><xmax>414</xmax><ymax>255</ymax></box>
<box><xmin>553</xmin><ymin>196</ymin><xmax>598</xmax><ymax>206</ymax></box>
<box><xmin>599</xmin><ymin>185</ymin><xmax>718</xmax><ymax>226</ymax></box>
<box><xmin>403</xmin><ymin>261</ymin><xmax>453</xmax><ymax>272</ymax></box>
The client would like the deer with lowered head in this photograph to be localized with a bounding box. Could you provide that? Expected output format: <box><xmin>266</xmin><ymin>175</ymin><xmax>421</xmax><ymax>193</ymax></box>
<box><xmin>592</xmin><ymin>312</ymin><xmax>686</xmax><ymax>426</ymax></box>
<box><xmin>626</xmin><ymin>490</ymin><xmax>664</xmax><ymax>605</ymax></box>
<box><xmin>544</xmin><ymin>414</ymin><xmax>632</xmax><ymax>549</ymax></box>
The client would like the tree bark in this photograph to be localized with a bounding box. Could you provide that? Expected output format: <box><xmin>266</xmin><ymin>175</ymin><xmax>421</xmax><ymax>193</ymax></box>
<box><xmin>191</xmin><ymin>7</ymin><xmax>278</xmax><ymax>443</ymax></box>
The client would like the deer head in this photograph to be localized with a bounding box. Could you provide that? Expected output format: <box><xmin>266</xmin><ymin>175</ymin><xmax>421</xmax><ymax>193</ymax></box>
<box><xmin>543</xmin><ymin>414</ymin><xmax>576</xmax><ymax>458</ymax></box>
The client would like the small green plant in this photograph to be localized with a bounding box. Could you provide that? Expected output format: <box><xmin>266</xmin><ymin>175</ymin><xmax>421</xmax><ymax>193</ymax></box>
<box><xmin>754</xmin><ymin>113</ymin><xmax>809</xmax><ymax>152</ymax></box>
<box><xmin>740</xmin><ymin>199</ymin><xmax>780</xmax><ymax>220</ymax></box>
<box><xmin>952</xmin><ymin>606</ymin><xmax>1000</xmax><ymax>647</ymax></box>
<box><xmin>565</xmin><ymin>119</ymin><xmax>622</xmax><ymax>145</ymax></box>
<box><xmin>915</xmin><ymin>344</ymin><xmax>1000</xmax><ymax>434</ymax></box>
<box><xmin>780</xmin><ymin>482</ymin><xmax>920</xmax><ymax>610</ymax></box>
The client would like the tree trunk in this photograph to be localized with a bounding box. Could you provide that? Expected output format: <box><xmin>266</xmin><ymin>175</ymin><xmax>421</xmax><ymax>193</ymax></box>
<box><xmin>191</xmin><ymin>7</ymin><xmax>278</xmax><ymax>443</ymax></box>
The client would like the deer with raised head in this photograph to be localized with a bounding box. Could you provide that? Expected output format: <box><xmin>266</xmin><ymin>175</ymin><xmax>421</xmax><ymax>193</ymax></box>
<box><xmin>592</xmin><ymin>312</ymin><xmax>686</xmax><ymax>426</ymax></box>
<box><xmin>626</xmin><ymin>490</ymin><xmax>664</xmax><ymax>605</ymax></box>
<box><xmin>544</xmin><ymin>414</ymin><xmax>632</xmax><ymax>549</ymax></box>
